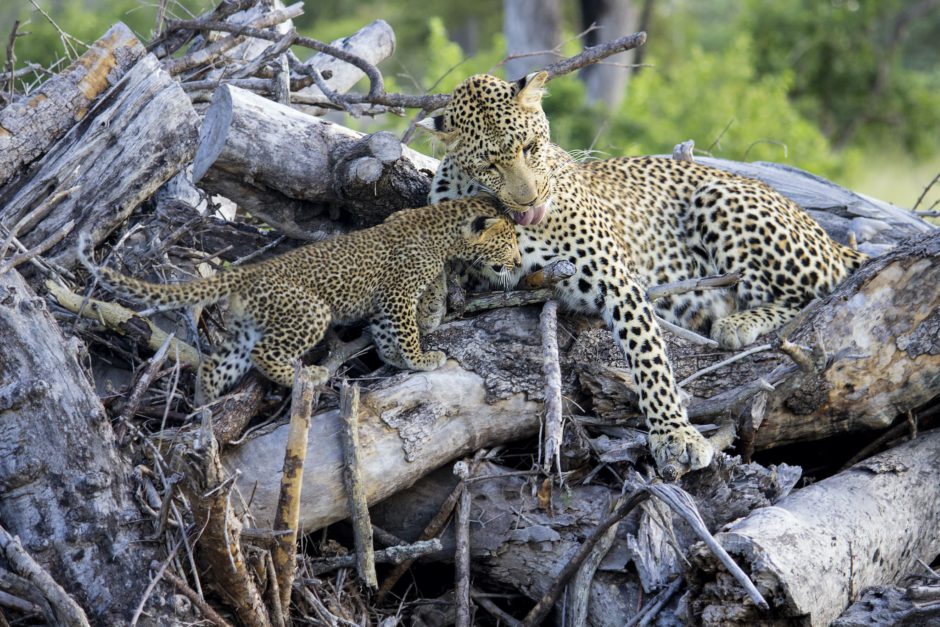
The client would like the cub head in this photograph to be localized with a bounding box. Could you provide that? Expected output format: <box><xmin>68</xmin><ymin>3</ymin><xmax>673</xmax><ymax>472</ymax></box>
<box><xmin>420</xmin><ymin>72</ymin><xmax>554</xmax><ymax>226</ymax></box>
<box><xmin>461</xmin><ymin>213</ymin><xmax>522</xmax><ymax>275</ymax></box>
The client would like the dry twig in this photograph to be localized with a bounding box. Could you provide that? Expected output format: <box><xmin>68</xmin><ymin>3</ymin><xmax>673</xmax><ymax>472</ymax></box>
<box><xmin>454</xmin><ymin>461</ymin><xmax>473</xmax><ymax>627</ymax></box>
<box><xmin>272</xmin><ymin>365</ymin><xmax>317</xmax><ymax>617</ymax></box>
<box><xmin>339</xmin><ymin>381</ymin><xmax>377</xmax><ymax>588</ymax></box>
<box><xmin>540</xmin><ymin>300</ymin><xmax>564</xmax><ymax>477</ymax></box>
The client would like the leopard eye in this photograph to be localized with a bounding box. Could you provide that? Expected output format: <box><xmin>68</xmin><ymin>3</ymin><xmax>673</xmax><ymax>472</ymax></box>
<box><xmin>522</xmin><ymin>142</ymin><xmax>536</xmax><ymax>156</ymax></box>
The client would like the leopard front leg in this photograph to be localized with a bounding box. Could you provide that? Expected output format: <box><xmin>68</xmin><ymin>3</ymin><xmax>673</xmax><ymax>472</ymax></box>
<box><xmin>371</xmin><ymin>288</ymin><xmax>446</xmax><ymax>372</ymax></box>
<box><xmin>560</xmin><ymin>269</ymin><xmax>715</xmax><ymax>477</ymax></box>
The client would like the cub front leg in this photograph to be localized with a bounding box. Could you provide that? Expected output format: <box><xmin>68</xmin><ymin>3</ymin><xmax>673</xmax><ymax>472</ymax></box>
<box><xmin>371</xmin><ymin>288</ymin><xmax>446</xmax><ymax>372</ymax></box>
<box><xmin>416</xmin><ymin>270</ymin><xmax>448</xmax><ymax>334</ymax></box>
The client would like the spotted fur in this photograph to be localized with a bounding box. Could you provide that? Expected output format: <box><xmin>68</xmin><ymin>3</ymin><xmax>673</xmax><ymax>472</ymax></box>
<box><xmin>422</xmin><ymin>72</ymin><xmax>868</xmax><ymax>476</ymax></box>
<box><xmin>78</xmin><ymin>200</ymin><xmax>521</xmax><ymax>404</ymax></box>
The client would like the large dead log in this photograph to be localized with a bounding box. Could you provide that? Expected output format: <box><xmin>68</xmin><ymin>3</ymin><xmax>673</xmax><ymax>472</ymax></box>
<box><xmin>0</xmin><ymin>52</ymin><xmax>200</xmax><ymax>270</ymax></box>
<box><xmin>574</xmin><ymin>230</ymin><xmax>940</xmax><ymax>452</ymax></box>
<box><xmin>689</xmin><ymin>429</ymin><xmax>940</xmax><ymax>627</ymax></box>
<box><xmin>0</xmin><ymin>270</ymin><xmax>176</xmax><ymax>622</ymax></box>
<box><xmin>225</xmin><ymin>307</ymin><xmax>545</xmax><ymax>532</ymax></box>
<box><xmin>192</xmin><ymin>85</ymin><xmax>437</xmax><ymax>236</ymax></box>
<box><xmin>0</xmin><ymin>23</ymin><xmax>145</xmax><ymax>188</ymax></box>
<box><xmin>749</xmin><ymin>230</ymin><xmax>940</xmax><ymax>449</ymax></box>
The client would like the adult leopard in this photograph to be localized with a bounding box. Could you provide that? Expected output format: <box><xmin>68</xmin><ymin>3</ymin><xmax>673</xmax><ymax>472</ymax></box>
<box><xmin>420</xmin><ymin>71</ymin><xmax>867</xmax><ymax>477</ymax></box>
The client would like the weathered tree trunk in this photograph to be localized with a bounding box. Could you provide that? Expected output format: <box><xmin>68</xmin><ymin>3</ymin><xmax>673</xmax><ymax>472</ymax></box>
<box><xmin>749</xmin><ymin>230</ymin><xmax>940</xmax><ymax>450</ymax></box>
<box><xmin>503</xmin><ymin>0</ymin><xmax>563</xmax><ymax>80</ymax></box>
<box><xmin>689</xmin><ymin>429</ymin><xmax>940</xmax><ymax>627</ymax></box>
<box><xmin>579</xmin><ymin>0</ymin><xmax>638</xmax><ymax>107</ymax></box>
<box><xmin>0</xmin><ymin>23</ymin><xmax>145</xmax><ymax>188</ymax></box>
<box><xmin>0</xmin><ymin>52</ymin><xmax>200</xmax><ymax>270</ymax></box>
<box><xmin>0</xmin><ymin>270</ymin><xmax>174</xmax><ymax>623</ymax></box>
<box><xmin>192</xmin><ymin>84</ymin><xmax>437</xmax><ymax>237</ymax></box>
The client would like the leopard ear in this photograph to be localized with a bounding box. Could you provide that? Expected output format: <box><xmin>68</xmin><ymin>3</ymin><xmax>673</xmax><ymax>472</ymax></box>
<box><xmin>513</xmin><ymin>71</ymin><xmax>548</xmax><ymax>110</ymax></box>
<box><xmin>472</xmin><ymin>217</ymin><xmax>506</xmax><ymax>243</ymax></box>
<box><xmin>417</xmin><ymin>114</ymin><xmax>454</xmax><ymax>141</ymax></box>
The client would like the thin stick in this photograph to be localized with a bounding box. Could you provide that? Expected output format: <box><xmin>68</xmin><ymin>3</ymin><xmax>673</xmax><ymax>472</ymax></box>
<box><xmin>542</xmin><ymin>32</ymin><xmax>647</xmax><ymax>80</ymax></box>
<box><xmin>655</xmin><ymin>315</ymin><xmax>720</xmax><ymax>347</ymax></box>
<box><xmin>522</xmin><ymin>489</ymin><xmax>650</xmax><ymax>626</ymax></box>
<box><xmin>307</xmin><ymin>539</ymin><xmax>443</xmax><ymax>576</ymax></box>
<box><xmin>625</xmin><ymin>577</ymin><xmax>684</xmax><ymax>627</ymax></box>
<box><xmin>5</xmin><ymin>20</ymin><xmax>19</xmax><ymax>103</ymax></box>
<box><xmin>648</xmin><ymin>483</ymin><xmax>769</xmax><ymax>611</ymax></box>
<box><xmin>340</xmin><ymin>381</ymin><xmax>376</xmax><ymax>588</ymax></box>
<box><xmin>0</xmin><ymin>524</ymin><xmax>91</xmax><ymax>626</ymax></box>
<box><xmin>646</xmin><ymin>272</ymin><xmax>740</xmax><ymax>302</ymax></box>
<box><xmin>471</xmin><ymin>588</ymin><xmax>523</xmax><ymax>627</ymax></box>
<box><xmin>540</xmin><ymin>300</ymin><xmax>564</xmax><ymax>477</ymax></box>
<box><xmin>163</xmin><ymin>3</ymin><xmax>304</xmax><ymax>76</ymax></box>
<box><xmin>118</xmin><ymin>334</ymin><xmax>175</xmax><ymax>425</ymax></box>
<box><xmin>777</xmin><ymin>337</ymin><xmax>815</xmax><ymax>373</ymax></box>
<box><xmin>0</xmin><ymin>219</ymin><xmax>75</xmax><ymax>275</ymax></box>
<box><xmin>0</xmin><ymin>185</ymin><xmax>80</xmax><ymax>261</ymax></box>
<box><xmin>912</xmin><ymin>172</ymin><xmax>940</xmax><ymax>211</ymax></box>
<box><xmin>272</xmin><ymin>364</ymin><xmax>316</xmax><ymax>616</ymax></box>
<box><xmin>162</xmin><ymin>568</ymin><xmax>233</xmax><ymax>627</ymax></box>
<box><xmin>454</xmin><ymin>462</ymin><xmax>473</xmax><ymax>627</ymax></box>
<box><xmin>679</xmin><ymin>343</ymin><xmax>773</xmax><ymax>388</ymax></box>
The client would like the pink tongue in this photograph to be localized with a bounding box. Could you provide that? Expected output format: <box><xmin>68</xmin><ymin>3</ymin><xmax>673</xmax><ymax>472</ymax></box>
<box><xmin>513</xmin><ymin>203</ymin><xmax>548</xmax><ymax>226</ymax></box>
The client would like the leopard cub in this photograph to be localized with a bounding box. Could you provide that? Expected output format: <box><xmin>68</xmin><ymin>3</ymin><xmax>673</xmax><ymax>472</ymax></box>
<box><xmin>78</xmin><ymin>199</ymin><xmax>520</xmax><ymax>404</ymax></box>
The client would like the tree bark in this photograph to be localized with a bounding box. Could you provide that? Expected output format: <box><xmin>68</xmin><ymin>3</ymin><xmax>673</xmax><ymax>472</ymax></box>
<box><xmin>0</xmin><ymin>52</ymin><xmax>200</xmax><ymax>270</ymax></box>
<box><xmin>689</xmin><ymin>430</ymin><xmax>940</xmax><ymax>627</ymax></box>
<box><xmin>0</xmin><ymin>23</ymin><xmax>145</xmax><ymax>188</ymax></box>
<box><xmin>192</xmin><ymin>84</ymin><xmax>437</xmax><ymax>237</ymax></box>
<box><xmin>0</xmin><ymin>270</ymin><xmax>173</xmax><ymax>623</ymax></box>
<box><xmin>503</xmin><ymin>0</ymin><xmax>563</xmax><ymax>80</ymax></box>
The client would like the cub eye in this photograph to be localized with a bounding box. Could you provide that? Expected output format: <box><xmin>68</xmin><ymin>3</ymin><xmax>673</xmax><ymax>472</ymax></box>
<box><xmin>522</xmin><ymin>142</ymin><xmax>536</xmax><ymax>156</ymax></box>
<box><xmin>484</xmin><ymin>163</ymin><xmax>498</xmax><ymax>173</ymax></box>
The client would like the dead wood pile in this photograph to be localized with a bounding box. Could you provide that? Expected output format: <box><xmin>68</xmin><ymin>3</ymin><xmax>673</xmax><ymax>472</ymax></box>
<box><xmin>0</xmin><ymin>3</ymin><xmax>938</xmax><ymax>625</ymax></box>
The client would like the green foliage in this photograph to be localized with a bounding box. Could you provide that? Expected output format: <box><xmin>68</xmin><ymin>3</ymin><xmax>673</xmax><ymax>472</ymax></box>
<box><xmin>541</xmin><ymin>36</ymin><xmax>845</xmax><ymax>179</ymax></box>
<box><xmin>741</xmin><ymin>0</ymin><xmax>940</xmax><ymax>156</ymax></box>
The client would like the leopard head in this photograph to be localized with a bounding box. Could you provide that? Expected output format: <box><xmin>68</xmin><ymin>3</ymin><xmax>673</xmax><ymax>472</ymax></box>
<box><xmin>421</xmin><ymin>72</ymin><xmax>555</xmax><ymax>226</ymax></box>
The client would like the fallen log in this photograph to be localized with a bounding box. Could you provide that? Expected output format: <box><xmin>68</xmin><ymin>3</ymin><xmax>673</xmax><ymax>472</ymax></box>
<box><xmin>689</xmin><ymin>428</ymin><xmax>940</xmax><ymax>627</ymax></box>
<box><xmin>573</xmin><ymin>230</ymin><xmax>940</xmax><ymax>453</ymax></box>
<box><xmin>0</xmin><ymin>23</ymin><xmax>145</xmax><ymax>188</ymax></box>
<box><xmin>192</xmin><ymin>84</ymin><xmax>437</xmax><ymax>237</ymax></box>
<box><xmin>225</xmin><ymin>307</ymin><xmax>544</xmax><ymax>532</ymax></box>
<box><xmin>0</xmin><ymin>270</ymin><xmax>175</xmax><ymax>622</ymax></box>
<box><xmin>0</xmin><ymin>52</ymin><xmax>200</xmax><ymax>270</ymax></box>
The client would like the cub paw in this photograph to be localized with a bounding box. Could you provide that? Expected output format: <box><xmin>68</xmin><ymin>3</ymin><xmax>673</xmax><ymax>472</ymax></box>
<box><xmin>305</xmin><ymin>365</ymin><xmax>330</xmax><ymax>386</ymax></box>
<box><xmin>711</xmin><ymin>316</ymin><xmax>760</xmax><ymax>350</ymax></box>
<box><xmin>408</xmin><ymin>350</ymin><xmax>447</xmax><ymax>372</ymax></box>
<box><xmin>648</xmin><ymin>424</ymin><xmax>714</xmax><ymax>480</ymax></box>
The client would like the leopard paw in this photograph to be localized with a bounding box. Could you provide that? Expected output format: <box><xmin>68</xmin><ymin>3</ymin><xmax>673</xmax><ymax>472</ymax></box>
<box><xmin>648</xmin><ymin>424</ymin><xmax>714</xmax><ymax>480</ymax></box>
<box><xmin>711</xmin><ymin>316</ymin><xmax>761</xmax><ymax>350</ymax></box>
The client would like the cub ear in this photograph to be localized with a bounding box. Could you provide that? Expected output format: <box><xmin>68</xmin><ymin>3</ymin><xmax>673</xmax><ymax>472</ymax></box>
<box><xmin>471</xmin><ymin>216</ymin><xmax>507</xmax><ymax>243</ymax></box>
<box><xmin>513</xmin><ymin>71</ymin><xmax>549</xmax><ymax>110</ymax></box>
